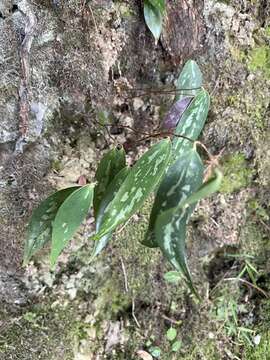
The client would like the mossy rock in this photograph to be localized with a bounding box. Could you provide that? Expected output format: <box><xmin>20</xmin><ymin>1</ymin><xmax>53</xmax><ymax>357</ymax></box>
<box><xmin>219</xmin><ymin>153</ymin><xmax>253</xmax><ymax>194</ymax></box>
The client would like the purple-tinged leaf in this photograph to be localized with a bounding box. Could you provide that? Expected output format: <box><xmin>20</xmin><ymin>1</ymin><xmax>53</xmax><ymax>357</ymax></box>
<box><xmin>161</xmin><ymin>97</ymin><xmax>193</xmax><ymax>130</ymax></box>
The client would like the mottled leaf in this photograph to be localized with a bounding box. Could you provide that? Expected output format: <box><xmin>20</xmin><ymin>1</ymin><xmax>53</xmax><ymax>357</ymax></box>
<box><xmin>144</xmin><ymin>0</ymin><xmax>163</xmax><ymax>43</ymax></box>
<box><xmin>143</xmin><ymin>149</ymin><xmax>203</xmax><ymax>247</ymax></box>
<box><xmin>23</xmin><ymin>186</ymin><xmax>79</xmax><ymax>265</ymax></box>
<box><xmin>155</xmin><ymin>168</ymin><xmax>223</xmax><ymax>295</ymax></box>
<box><xmin>51</xmin><ymin>184</ymin><xmax>94</xmax><ymax>267</ymax></box>
<box><xmin>95</xmin><ymin>139</ymin><xmax>171</xmax><ymax>240</ymax></box>
<box><xmin>161</xmin><ymin>96</ymin><xmax>193</xmax><ymax>130</ymax></box>
<box><xmin>179</xmin><ymin>169</ymin><xmax>223</xmax><ymax>208</ymax></box>
<box><xmin>173</xmin><ymin>89</ymin><xmax>210</xmax><ymax>157</ymax></box>
<box><xmin>94</xmin><ymin>147</ymin><xmax>126</xmax><ymax>217</ymax></box>
<box><xmin>175</xmin><ymin>60</ymin><xmax>203</xmax><ymax>99</ymax></box>
<box><xmin>91</xmin><ymin>167</ymin><xmax>130</xmax><ymax>259</ymax></box>
<box><xmin>155</xmin><ymin>207</ymin><xmax>198</xmax><ymax>296</ymax></box>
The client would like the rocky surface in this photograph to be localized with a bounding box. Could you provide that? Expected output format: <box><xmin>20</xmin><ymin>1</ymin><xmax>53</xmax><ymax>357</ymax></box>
<box><xmin>0</xmin><ymin>0</ymin><xmax>269</xmax><ymax>359</ymax></box>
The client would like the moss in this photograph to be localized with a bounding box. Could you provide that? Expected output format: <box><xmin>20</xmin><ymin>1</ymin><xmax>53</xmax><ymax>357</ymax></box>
<box><xmin>219</xmin><ymin>153</ymin><xmax>253</xmax><ymax>193</ymax></box>
<box><xmin>248</xmin><ymin>47</ymin><xmax>270</xmax><ymax>78</ymax></box>
<box><xmin>117</xmin><ymin>3</ymin><xmax>135</xmax><ymax>18</ymax></box>
<box><xmin>248</xmin><ymin>200</ymin><xmax>269</xmax><ymax>222</ymax></box>
<box><xmin>242</xmin><ymin>290</ymin><xmax>270</xmax><ymax>358</ymax></box>
<box><xmin>94</xmin><ymin>274</ymin><xmax>131</xmax><ymax>319</ymax></box>
<box><xmin>240</xmin><ymin>218</ymin><xmax>269</xmax><ymax>260</ymax></box>
<box><xmin>51</xmin><ymin>159</ymin><xmax>63</xmax><ymax>172</ymax></box>
<box><xmin>180</xmin><ymin>341</ymin><xmax>220</xmax><ymax>360</ymax></box>
<box><xmin>243</xmin><ymin>332</ymin><xmax>270</xmax><ymax>359</ymax></box>
<box><xmin>0</xmin><ymin>303</ymin><xmax>76</xmax><ymax>360</ymax></box>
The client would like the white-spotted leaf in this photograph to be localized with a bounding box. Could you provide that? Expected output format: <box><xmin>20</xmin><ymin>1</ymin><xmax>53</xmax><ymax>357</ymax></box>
<box><xmin>143</xmin><ymin>149</ymin><xmax>203</xmax><ymax>247</ymax></box>
<box><xmin>155</xmin><ymin>207</ymin><xmax>198</xmax><ymax>296</ymax></box>
<box><xmin>91</xmin><ymin>167</ymin><xmax>130</xmax><ymax>259</ymax></box>
<box><xmin>23</xmin><ymin>186</ymin><xmax>79</xmax><ymax>265</ymax></box>
<box><xmin>95</xmin><ymin>139</ymin><xmax>172</xmax><ymax>240</ymax></box>
<box><xmin>51</xmin><ymin>184</ymin><xmax>94</xmax><ymax>267</ymax></box>
<box><xmin>175</xmin><ymin>60</ymin><xmax>203</xmax><ymax>99</ymax></box>
<box><xmin>173</xmin><ymin>89</ymin><xmax>210</xmax><ymax>157</ymax></box>
<box><xmin>155</xmin><ymin>168</ymin><xmax>223</xmax><ymax>295</ymax></box>
<box><xmin>94</xmin><ymin>147</ymin><xmax>126</xmax><ymax>218</ymax></box>
<box><xmin>144</xmin><ymin>0</ymin><xmax>163</xmax><ymax>43</ymax></box>
<box><xmin>179</xmin><ymin>169</ymin><xmax>223</xmax><ymax>208</ymax></box>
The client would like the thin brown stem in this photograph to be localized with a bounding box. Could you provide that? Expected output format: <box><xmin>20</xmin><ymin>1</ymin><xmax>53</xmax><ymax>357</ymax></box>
<box><xmin>128</xmin><ymin>86</ymin><xmax>202</xmax><ymax>95</ymax></box>
<box><xmin>224</xmin><ymin>278</ymin><xmax>269</xmax><ymax>298</ymax></box>
<box><xmin>194</xmin><ymin>141</ymin><xmax>213</xmax><ymax>161</ymax></box>
<box><xmin>161</xmin><ymin>314</ymin><xmax>181</xmax><ymax>325</ymax></box>
<box><xmin>94</xmin><ymin>119</ymin><xmax>195</xmax><ymax>144</ymax></box>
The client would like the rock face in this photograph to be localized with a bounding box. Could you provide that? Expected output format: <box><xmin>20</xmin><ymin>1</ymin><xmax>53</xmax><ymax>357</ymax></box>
<box><xmin>0</xmin><ymin>0</ymin><xmax>205</xmax><ymax>278</ymax></box>
<box><xmin>0</xmin><ymin>0</ymin><xmax>269</xmax><ymax>358</ymax></box>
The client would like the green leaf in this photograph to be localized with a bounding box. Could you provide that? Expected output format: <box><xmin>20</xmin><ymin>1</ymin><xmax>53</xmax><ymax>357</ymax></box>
<box><xmin>155</xmin><ymin>207</ymin><xmax>197</xmax><ymax>295</ymax></box>
<box><xmin>95</xmin><ymin>139</ymin><xmax>171</xmax><ymax>240</ymax></box>
<box><xmin>154</xmin><ymin>169</ymin><xmax>222</xmax><ymax>294</ymax></box>
<box><xmin>171</xmin><ymin>340</ymin><xmax>182</xmax><ymax>352</ymax></box>
<box><xmin>173</xmin><ymin>89</ymin><xmax>210</xmax><ymax>157</ymax></box>
<box><xmin>23</xmin><ymin>186</ymin><xmax>79</xmax><ymax>265</ymax></box>
<box><xmin>91</xmin><ymin>167</ymin><xmax>130</xmax><ymax>259</ymax></box>
<box><xmin>175</xmin><ymin>60</ymin><xmax>203</xmax><ymax>99</ymax></box>
<box><xmin>50</xmin><ymin>184</ymin><xmax>94</xmax><ymax>267</ymax></box>
<box><xmin>143</xmin><ymin>148</ymin><xmax>203</xmax><ymax>247</ymax></box>
<box><xmin>149</xmin><ymin>346</ymin><xmax>161</xmax><ymax>358</ymax></box>
<box><xmin>93</xmin><ymin>147</ymin><xmax>126</xmax><ymax>218</ymax></box>
<box><xmin>166</xmin><ymin>328</ymin><xmax>177</xmax><ymax>341</ymax></box>
<box><xmin>144</xmin><ymin>0</ymin><xmax>163</xmax><ymax>44</ymax></box>
<box><xmin>148</xmin><ymin>0</ymin><xmax>166</xmax><ymax>14</ymax></box>
<box><xmin>163</xmin><ymin>271</ymin><xmax>182</xmax><ymax>284</ymax></box>
<box><xmin>179</xmin><ymin>169</ymin><xmax>223</xmax><ymax>208</ymax></box>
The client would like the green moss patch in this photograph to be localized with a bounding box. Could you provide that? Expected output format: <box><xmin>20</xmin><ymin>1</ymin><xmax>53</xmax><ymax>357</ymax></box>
<box><xmin>248</xmin><ymin>47</ymin><xmax>270</xmax><ymax>78</ymax></box>
<box><xmin>243</xmin><ymin>332</ymin><xmax>270</xmax><ymax>360</ymax></box>
<box><xmin>219</xmin><ymin>153</ymin><xmax>253</xmax><ymax>193</ymax></box>
<box><xmin>0</xmin><ymin>304</ymin><xmax>75</xmax><ymax>360</ymax></box>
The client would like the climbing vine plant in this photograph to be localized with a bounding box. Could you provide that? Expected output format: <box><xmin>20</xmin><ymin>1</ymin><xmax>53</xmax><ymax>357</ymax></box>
<box><xmin>24</xmin><ymin>60</ymin><xmax>223</xmax><ymax>296</ymax></box>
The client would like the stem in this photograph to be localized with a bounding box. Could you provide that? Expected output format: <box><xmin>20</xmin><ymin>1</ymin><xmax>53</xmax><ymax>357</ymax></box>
<box><xmin>194</xmin><ymin>141</ymin><xmax>213</xmax><ymax>161</ymax></box>
<box><xmin>224</xmin><ymin>278</ymin><xmax>269</xmax><ymax>298</ymax></box>
<box><xmin>128</xmin><ymin>86</ymin><xmax>202</xmax><ymax>95</ymax></box>
<box><xmin>93</xmin><ymin>119</ymin><xmax>195</xmax><ymax>144</ymax></box>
